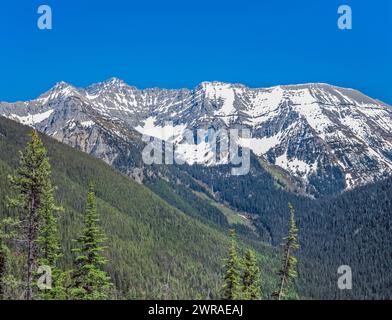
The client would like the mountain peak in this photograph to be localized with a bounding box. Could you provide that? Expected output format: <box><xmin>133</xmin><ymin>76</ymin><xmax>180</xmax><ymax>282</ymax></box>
<box><xmin>35</xmin><ymin>81</ymin><xmax>80</xmax><ymax>103</ymax></box>
<box><xmin>85</xmin><ymin>77</ymin><xmax>130</xmax><ymax>95</ymax></box>
<box><xmin>199</xmin><ymin>81</ymin><xmax>245</xmax><ymax>89</ymax></box>
<box><xmin>53</xmin><ymin>81</ymin><xmax>73</xmax><ymax>90</ymax></box>
<box><xmin>105</xmin><ymin>77</ymin><xmax>126</xmax><ymax>85</ymax></box>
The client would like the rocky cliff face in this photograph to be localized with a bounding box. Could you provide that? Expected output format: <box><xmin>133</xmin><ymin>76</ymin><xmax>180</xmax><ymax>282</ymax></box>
<box><xmin>2</xmin><ymin>78</ymin><xmax>392</xmax><ymax>196</ymax></box>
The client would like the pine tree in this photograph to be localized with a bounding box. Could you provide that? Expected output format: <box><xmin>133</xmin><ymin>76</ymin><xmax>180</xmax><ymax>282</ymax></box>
<box><xmin>71</xmin><ymin>183</ymin><xmax>112</xmax><ymax>300</ymax></box>
<box><xmin>273</xmin><ymin>203</ymin><xmax>300</xmax><ymax>300</ymax></box>
<box><xmin>8</xmin><ymin>130</ymin><xmax>56</xmax><ymax>300</ymax></box>
<box><xmin>222</xmin><ymin>229</ymin><xmax>241</xmax><ymax>300</ymax></box>
<box><xmin>36</xmin><ymin>180</ymin><xmax>66</xmax><ymax>300</ymax></box>
<box><xmin>37</xmin><ymin>186</ymin><xmax>61</xmax><ymax>267</ymax></box>
<box><xmin>242</xmin><ymin>249</ymin><xmax>262</xmax><ymax>300</ymax></box>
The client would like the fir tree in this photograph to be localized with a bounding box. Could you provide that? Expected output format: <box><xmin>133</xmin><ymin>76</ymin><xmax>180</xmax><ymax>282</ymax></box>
<box><xmin>36</xmin><ymin>180</ymin><xmax>66</xmax><ymax>300</ymax></box>
<box><xmin>71</xmin><ymin>183</ymin><xmax>112</xmax><ymax>300</ymax></box>
<box><xmin>222</xmin><ymin>229</ymin><xmax>241</xmax><ymax>300</ymax></box>
<box><xmin>242</xmin><ymin>249</ymin><xmax>262</xmax><ymax>300</ymax></box>
<box><xmin>37</xmin><ymin>186</ymin><xmax>61</xmax><ymax>267</ymax></box>
<box><xmin>8</xmin><ymin>130</ymin><xmax>56</xmax><ymax>300</ymax></box>
<box><xmin>273</xmin><ymin>203</ymin><xmax>300</xmax><ymax>300</ymax></box>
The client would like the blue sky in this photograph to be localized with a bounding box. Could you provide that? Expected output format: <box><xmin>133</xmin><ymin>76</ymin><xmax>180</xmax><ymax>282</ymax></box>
<box><xmin>0</xmin><ymin>0</ymin><xmax>391</xmax><ymax>103</ymax></box>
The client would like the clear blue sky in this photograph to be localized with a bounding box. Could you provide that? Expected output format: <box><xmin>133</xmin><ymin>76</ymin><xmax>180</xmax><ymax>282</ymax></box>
<box><xmin>0</xmin><ymin>0</ymin><xmax>391</xmax><ymax>103</ymax></box>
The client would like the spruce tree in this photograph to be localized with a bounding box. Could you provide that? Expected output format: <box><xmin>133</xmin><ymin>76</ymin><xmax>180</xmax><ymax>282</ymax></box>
<box><xmin>71</xmin><ymin>183</ymin><xmax>112</xmax><ymax>300</ymax></box>
<box><xmin>36</xmin><ymin>180</ymin><xmax>66</xmax><ymax>300</ymax></box>
<box><xmin>222</xmin><ymin>229</ymin><xmax>241</xmax><ymax>300</ymax></box>
<box><xmin>8</xmin><ymin>130</ymin><xmax>56</xmax><ymax>300</ymax></box>
<box><xmin>273</xmin><ymin>203</ymin><xmax>300</xmax><ymax>300</ymax></box>
<box><xmin>242</xmin><ymin>249</ymin><xmax>262</xmax><ymax>300</ymax></box>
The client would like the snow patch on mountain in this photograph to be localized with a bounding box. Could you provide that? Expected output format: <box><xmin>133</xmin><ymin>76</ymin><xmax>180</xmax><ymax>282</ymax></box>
<box><xmin>175</xmin><ymin>140</ymin><xmax>228</xmax><ymax>166</ymax></box>
<box><xmin>10</xmin><ymin>109</ymin><xmax>54</xmax><ymax>126</ymax></box>
<box><xmin>203</xmin><ymin>82</ymin><xmax>237</xmax><ymax>118</ymax></box>
<box><xmin>135</xmin><ymin>116</ymin><xmax>187</xmax><ymax>143</ymax></box>
<box><xmin>80</xmin><ymin>120</ymin><xmax>95</xmax><ymax>128</ymax></box>
<box><xmin>275</xmin><ymin>152</ymin><xmax>315</xmax><ymax>177</ymax></box>
<box><xmin>238</xmin><ymin>135</ymin><xmax>280</xmax><ymax>155</ymax></box>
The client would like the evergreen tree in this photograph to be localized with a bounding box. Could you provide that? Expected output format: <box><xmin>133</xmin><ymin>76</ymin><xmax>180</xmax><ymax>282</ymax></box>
<box><xmin>0</xmin><ymin>218</ymin><xmax>21</xmax><ymax>300</ymax></box>
<box><xmin>36</xmin><ymin>180</ymin><xmax>66</xmax><ymax>300</ymax></box>
<box><xmin>71</xmin><ymin>183</ymin><xmax>112</xmax><ymax>300</ymax></box>
<box><xmin>222</xmin><ymin>229</ymin><xmax>241</xmax><ymax>300</ymax></box>
<box><xmin>242</xmin><ymin>249</ymin><xmax>262</xmax><ymax>300</ymax></box>
<box><xmin>273</xmin><ymin>203</ymin><xmax>300</xmax><ymax>300</ymax></box>
<box><xmin>8</xmin><ymin>130</ymin><xmax>56</xmax><ymax>300</ymax></box>
<box><xmin>0</xmin><ymin>239</ymin><xmax>15</xmax><ymax>301</ymax></box>
<box><xmin>0</xmin><ymin>226</ymin><xmax>7</xmax><ymax>300</ymax></box>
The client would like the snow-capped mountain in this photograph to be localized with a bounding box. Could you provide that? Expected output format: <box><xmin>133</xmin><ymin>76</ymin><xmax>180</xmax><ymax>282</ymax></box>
<box><xmin>1</xmin><ymin>78</ymin><xmax>392</xmax><ymax>195</ymax></box>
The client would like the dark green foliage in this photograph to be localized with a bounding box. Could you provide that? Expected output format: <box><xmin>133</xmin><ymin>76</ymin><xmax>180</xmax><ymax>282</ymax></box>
<box><xmin>222</xmin><ymin>231</ymin><xmax>263</xmax><ymax>300</ymax></box>
<box><xmin>179</xmin><ymin>157</ymin><xmax>392</xmax><ymax>299</ymax></box>
<box><xmin>8</xmin><ymin>131</ymin><xmax>56</xmax><ymax>300</ymax></box>
<box><xmin>4</xmin><ymin>113</ymin><xmax>390</xmax><ymax>299</ymax></box>
<box><xmin>0</xmin><ymin>117</ymin><xmax>278</xmax><ymax>299</ymax></box>
<box><xmin>36</xmin><ymin>152</ymin><xmax>66</xmax><ymax>300</ymax></box>
<box><xmin>0</xmin><ymin>224</ymin><xmax>7</xmax><ymax>299</ymax></box>
<box><xmin>0</xmin><ymin>218</ymin><xmax>20</xmax><ymax>300</ymax></box>
<box><xmin>6</xmin><ymin>131</ymin><xmax>66</xmax><ymax>300</ymax></box>
<box><xmin>71</xmin><ymin>183</ymin><xmax>112</xmax><ymax>300</ymax></box>
<box><xmin>242</xmin><ymin>249</ymin><xmax>262</xmax><ymax>300</ymax></box>
<box><xmin>146</xmin><ymin>179</ymin><xmax>229</xmax><ymax>228</ymax></box>
<box><xmin>37</xmin><ymin>181</ymin><xmax>61</xmax><ymax>267</ymax></box>
<box><xmin>274</xmin><ymin>203</ymin><xmax>299</xmax><ymax>300</ymax></box>
<box><xmin>222</xmin><ymin>230</ymin><xmax>241</xmax><ymax>300</ymax></box>
<box><xmin>297</xmin><ymin>181</ymin><xmax>392</xmax><ymax>299</ymax></box>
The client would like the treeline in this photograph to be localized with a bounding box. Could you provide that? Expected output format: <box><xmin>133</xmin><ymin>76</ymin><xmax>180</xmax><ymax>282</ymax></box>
<box><xmin>0</xmin><ymin>131</ymin><xmax>112</xmax><ymax>300</ymax></box>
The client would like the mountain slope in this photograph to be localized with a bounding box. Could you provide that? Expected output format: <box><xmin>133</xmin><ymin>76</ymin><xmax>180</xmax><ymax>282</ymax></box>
<box><xmin>1</xmin><ymin>79</ymin><xmax>392</xmax><ymax>196</ymax></box>
<box><xmin>1</xmin><ymin>115</ymin><xmax>391</xmax><ymax>299</ymax></box>
<box><xmin>0</xmin><ymin>116</ymin><xmax>278</xmax><ymax>299</ymax></box>
<box><xmin>183</xmin><ymin>160</ymin><xmax>392</xmax><ymax>299</ymax></box>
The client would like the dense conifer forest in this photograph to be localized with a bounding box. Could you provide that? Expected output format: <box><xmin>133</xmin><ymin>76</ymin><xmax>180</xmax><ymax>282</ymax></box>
<box><xmin>0</xmin><ymin>116</ymin><xmax>391</xmax><ymax>299</ymax></box>
<box><xmin>0</xmin><ymin>117</ymin><xmax>280</xmax><ymax>299</ymax></box>
<box><xmin>176</xmin><ymin>160</ymin><xmax>392</xmax><ymax>299</ymax></box>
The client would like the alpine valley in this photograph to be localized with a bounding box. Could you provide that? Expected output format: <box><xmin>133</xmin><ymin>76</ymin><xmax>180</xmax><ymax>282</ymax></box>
<box><xmin>0</xmin><ymin>78</ymin><xmax>391</xmax><ymax>299</ymax></box>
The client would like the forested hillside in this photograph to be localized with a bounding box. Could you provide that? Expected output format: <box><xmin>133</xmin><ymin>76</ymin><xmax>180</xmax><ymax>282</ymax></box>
<box><xmin>179</xmin><ymin>160</ymin><xmax>392</xmax><ymax>299</ymax></box>
<box><xmin>1</xmin><ymin>115</ymin><xmax>390</xmax><ymax>300</ymax></box>
<box><xmin>0</xmin><ymin>116</ymin><xmax>279</xmax><ymax>299</ymax></box>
